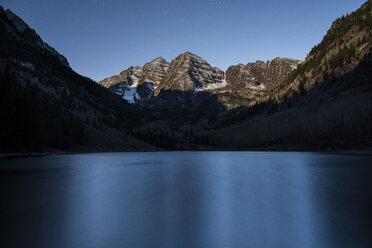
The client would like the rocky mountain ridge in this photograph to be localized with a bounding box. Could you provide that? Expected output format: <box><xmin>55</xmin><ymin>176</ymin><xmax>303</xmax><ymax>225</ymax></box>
<box><xmin>99</xmin><ymin>52</ymin><xmax>302</xmax><ymax>107</ymax></box>
<box><xmin>154</xmin><ymin>51</ymin><xmax>226</xmax><ymax>95</ymax></box>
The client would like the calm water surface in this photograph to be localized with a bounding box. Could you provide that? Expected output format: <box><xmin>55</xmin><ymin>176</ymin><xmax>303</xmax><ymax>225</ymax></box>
<box><xmin>1</xmin><ymin>152</ymin><xmax>372</xmax><ymax>248</ymax></box>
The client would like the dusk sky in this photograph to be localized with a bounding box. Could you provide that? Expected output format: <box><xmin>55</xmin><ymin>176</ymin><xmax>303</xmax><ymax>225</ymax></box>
<box><xmin>0</xmin><ymin>0</ymin><xmax>367</xmax><ymax>81</ymax></box>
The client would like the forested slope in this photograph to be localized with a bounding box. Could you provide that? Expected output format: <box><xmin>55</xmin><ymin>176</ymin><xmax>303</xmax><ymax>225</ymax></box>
<box><xmin>212</xmin><ymin>1</ymin><xmax>372</xmax><ymax>150</ymax></box>
<box><xmin>0</xmin><ymin>7</ymin><xmax>156</xmax><ymax>152</ymax></box>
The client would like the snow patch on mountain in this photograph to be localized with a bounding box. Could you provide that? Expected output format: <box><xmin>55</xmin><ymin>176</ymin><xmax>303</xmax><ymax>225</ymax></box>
<box><xmin>113</xmin><ymin>83</ymin><xmax>141</xmax><ymax>104</ymax></box>
<box><xmin>196</xmin><ymin>78</ymin><xmax>228</xmax><ymax>91</ymax></box>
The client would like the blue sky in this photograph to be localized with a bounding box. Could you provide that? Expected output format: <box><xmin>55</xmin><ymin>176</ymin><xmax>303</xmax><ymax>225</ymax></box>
<box><xmin>0</xmin><ymin>0</ymin><xmax>367</xmax><ymax>81</ymax></box>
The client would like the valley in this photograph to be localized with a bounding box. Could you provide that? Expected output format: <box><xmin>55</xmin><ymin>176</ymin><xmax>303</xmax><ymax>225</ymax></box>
<box><xmin>0</xmin><ymin>1</ymin><xmax>371</xmax><ymax>152</ymax></box>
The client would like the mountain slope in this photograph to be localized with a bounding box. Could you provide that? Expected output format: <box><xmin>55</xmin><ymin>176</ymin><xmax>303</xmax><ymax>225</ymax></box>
<box><xmin>265</xmin><ymin>0</ymin><xmax>372</xmax><ymax>103</ymax></box>
<box><xmin>212</xmin><ymin>1</ymin><xmax>372</xmax><ymax>150</ymax></box>
<box><xmin>0</xmin><ymin>7</ymin><xmax>156</xmax><ymax>152</ymax></box>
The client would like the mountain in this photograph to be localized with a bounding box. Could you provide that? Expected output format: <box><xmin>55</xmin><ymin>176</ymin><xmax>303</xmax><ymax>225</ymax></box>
<box><xmin>0</xmin><ymin>7</ymin><xmax>156</xmax><ymax>152</ymax></box>
<box><xmin>97</xmin><ymin>53</ymin><xmax>302</xmax><ymax>149</ymax></box>
<box><xmin>99</xmin><ymin>66</ymin><xmax>143</xmax><ymax>88</ymax></box>
<box><xmin>99</xmin><ymin>58</ymin><xmax>170</xmax><ymax>103</ymax></box>
<box><xmin>216</xmin><ymin>57</ymin><xmax>302</xmax><ymax>109</ymax></box>
<box><xmin>100</xmin><ymin>66</ymin><xmax>143</xmax><ymax>103</ymax></box>
<box><xmin>265</xmin><ymin>1</ymin><xmax>372</xmax><ymax>103</ymax></box>
<box><xmin>100</xmin><ymin>52</ymin><xmax>301</xmax><ymax>109</ymax></box>
<box><xmin>154</xmin><ymin>51</ymin><xmax>226</xmax><ymax>95</ymax></box>
<box><xmin>100</xmin><ymin>57</ymin><xmax>170</xmax><ymax>89</ymax></box>
<box><xmin>139</xmin><ymin>57</ymin><xmax>170</xmax><ymax>86</ymax></box>
<box><xmin>212</xmin><ymin>0</ymin><xmax>372</xmax><ymax>150</ymax></box>
<box><xmin>246</xmin><ymin>57</ymin><xmax>303</xmax><ymax>91</ymax></box>
<box><xmin>225</xmin><ymin>57</ymin><xmax>302</xmax><ymax>93</ymax></box>
<box><xmin>3</xmin><ymin>8</ymin><xmax>70</xmax><ymax>68</ymax></box>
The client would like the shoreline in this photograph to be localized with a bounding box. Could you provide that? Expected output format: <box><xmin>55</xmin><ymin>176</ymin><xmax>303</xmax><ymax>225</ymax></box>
<box><xmin>1</xmin><ymin>149</ymin><xmax>372</xmax><ymax>158</ymax></box>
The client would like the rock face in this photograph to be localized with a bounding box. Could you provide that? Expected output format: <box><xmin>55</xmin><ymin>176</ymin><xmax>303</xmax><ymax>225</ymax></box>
<box><xmin>225</xmin><ymin>58</ymin><xmax>302</xmax><ymax>93</ymax></box>
<box><xmin>99</xmin><ymin>66</ymin><xmax>143</xmax><ymax>103</ymax></box>
<box><xmin>99</xmin><ymin>66</ymin><xmax>143</xmax><ymax>88</ymax></box>
<box><xmin>154</xmin><ymin>51</ymin><xmax>225</xmax><ymax>95</ymax></box>
<box><xmin>99</xmin><ymin>58</ymin><xmax>170</xmax><ymax>103</ymax></box>
<box><xmin>139</xmin><ymin>57</ymin><xmax>170</xmax><ymax>87</ymax></box>
<box><xmin>246</xmin><ymin>58</ymin><xmax>303</xmax><ymax>90</ymax></box>
<box><xmin>99</xmin><ymin>51</ymin><xmax>301</xmax><ymax>107</ymax></box>
<box><xmin>224</xmin><ymin>64</ymin><xmax>266</xmax><ymax>97</ymax></box>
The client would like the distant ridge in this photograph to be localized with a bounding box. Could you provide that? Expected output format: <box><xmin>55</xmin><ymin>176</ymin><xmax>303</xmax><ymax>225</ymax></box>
<box><xmin>99</xmin><ymin>51</ymin><xmax>301</xmax><ymax>108</ymax></box>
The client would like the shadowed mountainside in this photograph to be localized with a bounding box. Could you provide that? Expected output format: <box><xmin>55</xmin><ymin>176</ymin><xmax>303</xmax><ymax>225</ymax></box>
<box><xmin>0</xmin><ymin>7</ymin><xmax>157</xmax><ymax>153</ymax></box>
<box><xmin>211</xmin><ymin>1</ymin><xmax>372</xmax><ymax>150</ymax></box>
<box><xmin>213</xmin><ymin>53</ymin><xmax>372</xmax><ymax>150</ymax></box>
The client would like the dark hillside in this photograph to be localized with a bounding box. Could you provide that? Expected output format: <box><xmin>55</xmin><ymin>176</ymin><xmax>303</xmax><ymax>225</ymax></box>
<box><xmin>212</xmin><ymin>1</ymin><xmax>372</xmax><ymax>150</ymax></box>
<box><xmin>0</xmin><ymin>7</ymin><xmax>156</xmax><ymax>152</ymax></box>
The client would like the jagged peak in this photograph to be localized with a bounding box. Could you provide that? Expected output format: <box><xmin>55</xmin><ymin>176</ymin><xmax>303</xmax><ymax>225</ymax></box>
<box><xmin>183</xmin><ymin>51</ymin><xmax>193</xmax><ymax>55</ymax></box>
<box><xmin>150</xmin><ymin>56</ymin><xmax>167</xmax><ymax>63</ymax></box>
<box><xmin>178</xmin><ymin>51</ymin><xmax>202</xmax><ymax>59</ymax></box>
<box><xmin>118</xmin><ymin>65</ymin><xmax>142</xmax><ymax>75</ymax></box>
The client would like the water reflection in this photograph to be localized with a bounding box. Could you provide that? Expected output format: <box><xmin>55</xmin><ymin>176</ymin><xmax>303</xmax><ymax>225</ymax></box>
<box><xmin>0</xmin><ymin>152</ymin><xmax>371</xmax><ymax>248</ymax></box>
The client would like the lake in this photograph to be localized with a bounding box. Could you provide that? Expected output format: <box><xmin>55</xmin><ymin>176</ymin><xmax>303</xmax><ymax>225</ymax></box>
<box><xmin>1</xmin><ymin>152</ymin><xmax>372</xmax><ymax>248</ymax></box>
